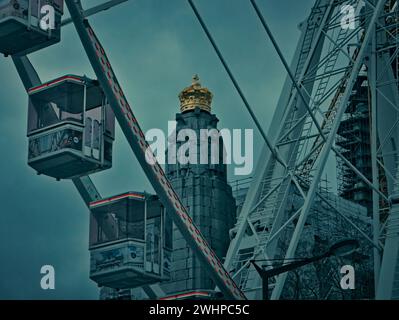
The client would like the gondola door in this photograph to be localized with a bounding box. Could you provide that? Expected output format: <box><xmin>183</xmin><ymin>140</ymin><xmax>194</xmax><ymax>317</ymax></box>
<box><xmin>83</xmin><ymin>86</ymin><xmax>103</xmax><ymax>162</ymax></box>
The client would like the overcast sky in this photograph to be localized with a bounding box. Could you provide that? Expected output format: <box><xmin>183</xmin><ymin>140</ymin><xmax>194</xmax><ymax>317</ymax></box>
<box><xmin>0</xmin><ymin>0</ymin><xmax>314</xmax><ymax>299</ymax></box>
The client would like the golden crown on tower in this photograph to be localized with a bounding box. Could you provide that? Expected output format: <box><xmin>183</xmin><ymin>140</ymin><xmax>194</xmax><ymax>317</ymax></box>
<box><xmin>179</xmin><ymin>75</ymin><xmax>213</xmax><ymax>113</ymax></box>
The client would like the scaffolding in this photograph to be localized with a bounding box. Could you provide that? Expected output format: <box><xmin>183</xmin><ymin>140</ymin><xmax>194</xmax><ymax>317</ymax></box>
<box><xmin>336</xmin><ymin>74</ymin><xmax>373</xmax><ymax>213</ymax></box>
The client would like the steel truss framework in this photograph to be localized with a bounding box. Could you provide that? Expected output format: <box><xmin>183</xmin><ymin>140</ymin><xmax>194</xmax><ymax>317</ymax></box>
<box><xmin>6</xmin><ymin>0</ymin><xmax>399</xmax><ymax>300</ymax></box>
<box><xmin>216</xmin><ymin>0</ymin><xmax>399</xmax><ymax>300</ymax></box>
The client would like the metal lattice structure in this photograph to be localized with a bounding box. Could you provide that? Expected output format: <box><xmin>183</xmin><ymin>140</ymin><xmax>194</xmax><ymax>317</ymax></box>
<box><xmin>221</xmin><ymin>0</ymin><xmax>399</xmax><ymax>300</ymax></box>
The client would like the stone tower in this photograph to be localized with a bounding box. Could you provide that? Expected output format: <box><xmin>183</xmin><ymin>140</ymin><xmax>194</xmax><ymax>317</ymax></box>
<box><xmin>162</xmin><ymin>75</ymin><xmax>236</xmax><ymax>295</ymax></box>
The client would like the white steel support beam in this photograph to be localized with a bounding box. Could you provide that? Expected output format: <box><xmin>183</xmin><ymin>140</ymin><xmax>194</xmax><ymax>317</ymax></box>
<box><xmin>369</xmin><ymin>24</ymin><xmax>382</xmax><ymax>294</ymax></box>
<box><xmin>61</xmin><ymin>0</ymin><xmax>130</xmax><ymax>26</ymax></box>
<box><xmin>374</xmin><ymin>0</ymin><xmax>399</xmax><ymax>300</ymax></box>
<box><xmin>377</xmin><ymin>164</ymin><xmax>399</xmax><ymax>299</ymax></box>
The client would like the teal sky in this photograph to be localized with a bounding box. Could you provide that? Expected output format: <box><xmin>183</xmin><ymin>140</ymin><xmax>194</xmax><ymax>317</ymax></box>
<box><xmin>0</xmin><ymin>0</ymin><xmax>314</xmax><ymax>299</ymax></box>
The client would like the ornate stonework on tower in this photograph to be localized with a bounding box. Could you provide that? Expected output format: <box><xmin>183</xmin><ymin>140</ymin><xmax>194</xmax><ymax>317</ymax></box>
<box><xmin>162</xmin><ymin>76</ymin><xmax>236</xmax><ymax>296</ymax></box>
<box><xmin>179</xmin><ymin>75</ymin><xmax>213</xmax><ymax>113</ymax></box>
